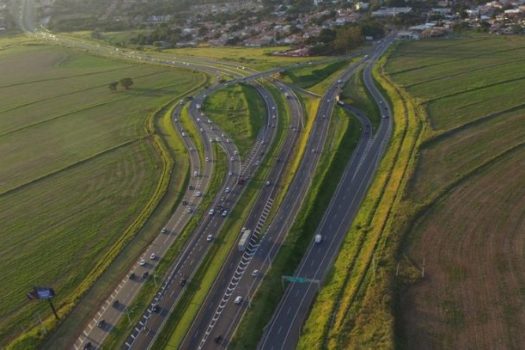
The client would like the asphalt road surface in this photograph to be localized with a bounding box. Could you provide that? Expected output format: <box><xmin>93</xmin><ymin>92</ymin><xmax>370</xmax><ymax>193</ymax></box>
<box><xmin>258</xmin><ymin>37</ymin><xmax>395</xmax><ymax>350</ymax></box>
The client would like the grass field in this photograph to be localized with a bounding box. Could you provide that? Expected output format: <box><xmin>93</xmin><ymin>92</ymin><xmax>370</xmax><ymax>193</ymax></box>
<box><xmin>385</xmin><ymin>35</ymin><xmax>525</xmax><ymax>349</ymax></box>
<box><xmin>341</xmin><ymin>67</ymin><xmax>381</xmax><ymax>131</ymax></box>
<box><xmin>281</xmin><ymin>60</ymin><xmax>349</xmax><ymax>94</ymax></box>
<box><xmin>0</xmin><ymin>41</ymin><xmax>204</xmax><ymax>347</ymax></box>
<box><xmin>203</xmin><ymin>83</ymin><xmax>266</xmax><ymax>158</ymax></box>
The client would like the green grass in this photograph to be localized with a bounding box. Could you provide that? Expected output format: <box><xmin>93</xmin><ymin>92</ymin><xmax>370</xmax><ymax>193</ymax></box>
<box><xmin>341</xmin><ymin>66</ymin><xmax>381</xmax><ymax>131</ymax></box>
<box><xmin>230</xmin><ymin>106</ymin><xmax>361</xmax><ymax>350</ymax></box>
<box><xmin>282</xmin><ymin>60</ymin><xmax>348</xmax><ymax>91</ymax></box>
<box><xmin>203</xmin><ymin>83</ymin><xmax>266</xmax><ymax>158</ymax></box>
<box><xmin>0</xmin><ymin>40</ymin><xmax>205</xmax><ymax>347</ymax></box>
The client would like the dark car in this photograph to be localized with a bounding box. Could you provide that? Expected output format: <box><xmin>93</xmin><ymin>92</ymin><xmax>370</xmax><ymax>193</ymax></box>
<box><xmin>97</xmin><ymin>320</ymin><xmax>105</xmax><ymax>328</ymax></box>
<box><xmin>215</xmin><ymin>335</ymin><xmax>223</xmax><ymax>344</ymax></box>
<box><xmin>180</xmin><ymin>278</ymin><xmax>187</xmax><ymax>287</ymax></box>
<box><xmin>112</xmin><ymin>300</ymin><xmax>119</xmax><ymax>308</ymax></box>
<box><xmin>84</xmin><ymin>342</ymin><xmax>93</xmax><ymax>350</ymax></box>
<box><xmin>142</xmin><ymin>271</ymin><xmax>149</xmax><ymax>279</ymax></box>
<box><xmin>129</xmin><ymin>272</ymin><xmax>136</xmax><ymax>280</ymax></box>
<box><xmin>152</xmin><ymin>304</ymin><xmax>161</xmax><ymax>313</ymax></box>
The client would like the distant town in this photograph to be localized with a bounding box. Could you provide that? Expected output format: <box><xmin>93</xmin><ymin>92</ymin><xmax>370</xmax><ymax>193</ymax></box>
<box><xmin>1</xmin><ymin>0</ymin><xmax>524</xmax><ymax>53</ymax></box>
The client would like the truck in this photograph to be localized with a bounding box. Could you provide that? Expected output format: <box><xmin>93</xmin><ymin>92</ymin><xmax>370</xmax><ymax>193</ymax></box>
<box><xmin>238</xmin><ymin>229</ymin><xmax>252</xmax><ymax>252</ymax></box>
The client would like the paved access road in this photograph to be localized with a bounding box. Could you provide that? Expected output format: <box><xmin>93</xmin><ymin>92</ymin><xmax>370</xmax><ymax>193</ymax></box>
<box><xmin>258</xmin><ymin>37</ymin><xmax>395</xmax><ymax>350</ymax></box>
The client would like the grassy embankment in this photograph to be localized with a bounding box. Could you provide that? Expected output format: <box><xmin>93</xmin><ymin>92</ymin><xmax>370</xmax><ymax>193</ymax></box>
<box><xmin>202</xmin><ymin>83</ymin><xmax>266</xmax><ymax>159</ymax></box>
<box><xmin>231</xmin><ymin>103</ymin><xmax>362</xmax><ymax>350</ymax></box>
<box><xmin>0</xmin><ymin>42</ymin><xmax>205</xmax><ymax>348</ymax></box>
<box><xmin>281</xmin><ymin>59</ymin><xmax>349</xmax><ymax>95</ymax></box>
<box><xmin>341</xmin><ymin>66</ymin><xmax>381</xmax><ymax>130</ymax></box>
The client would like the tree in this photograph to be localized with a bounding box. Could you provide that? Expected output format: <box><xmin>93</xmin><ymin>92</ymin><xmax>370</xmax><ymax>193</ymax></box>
<box><xmin>108</xmin><ymin>81</ymin><xmax>118</xmax><ymax>91</ymax></box>
<box><xmin>333</xmin><ymin>26</ymin><xmax>363</xmax><ymax>54</ymax></box>
<box><xmin>120</xmin><ymin>78</ymin><xmax>134</xmax><ymax>90</ymax></box>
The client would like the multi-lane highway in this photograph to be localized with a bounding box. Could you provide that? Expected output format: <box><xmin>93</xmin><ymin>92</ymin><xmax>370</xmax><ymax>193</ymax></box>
<box><xmin>180</xmin><ymin>56</ymin><xmax>369</xmax><ymax>350</ymax></box>
<box><xmin>74</xmin><ymin>102</ymin><xmax>213</xmax><ymax>350</ymax></box>
<box><xmin>121</xmin><ymin>80</ymin><xmax>281</xmax><ymax>350</ymax></box>
<box><xmin>258</xmin><ymin>38</ymin><xmax>394</xmax><ymax>350</ymax></box>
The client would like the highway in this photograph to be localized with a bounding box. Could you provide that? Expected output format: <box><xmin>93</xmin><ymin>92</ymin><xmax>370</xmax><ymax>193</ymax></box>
<box><xmin>258</xmin><ymin>37</ymin><xmax>394</xmax><ymax>350</ymax></box>
<box><xmin>180</xmin><ymin>54</ymin><xmax>371</xmax><ymax>349</ymax></box>
<box><xmin>120</xmin><ymin>80</ymin><xmax>281</xmax><ymax>350</ymax></box>
<box><xmin>73</xmin><ymin>102</ymin><xmax>213</xmax><ymax>350</ymax></box>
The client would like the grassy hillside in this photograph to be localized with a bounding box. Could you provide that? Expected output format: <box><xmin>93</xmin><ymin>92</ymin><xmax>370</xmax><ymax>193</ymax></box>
<box><xmin>0</xmin><ymin>41</ymin><xmax>204</xmax><ymax>346</ymax></box>
<box><xmin>203</xmin><ymin>83</ymin><xmax>266</xmax><ymax>158</ymax></box>
<box><xmin>386</xmin><ymin>35</ymin><xmax>525</xmax><ymax>349</ymax></box>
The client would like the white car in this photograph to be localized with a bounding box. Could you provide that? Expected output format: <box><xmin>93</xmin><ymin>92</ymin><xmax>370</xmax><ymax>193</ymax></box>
<box><xmin>234</xmin><ymin>296</ymin><xmax>243</xmax><ymax>304</ymax></box>
<box><xmin>139</xmin><ymin>259</ymin><xmax>146</xmax><ymax>266</ymax></box>
<box><xmin>225</xmin><ymin>187</ymin><xmax>231</xmax><ymax>193</ymax></box>
<box><xmin>209</xmin><ymin>209</ymin><xmax>215</xmax><ymax>215</ymax></box>
<box><xmin>150</xmin><ymin>253</ymin><xmax>157</xmax><ymax>260</ymax></box>
<box><xmin>221</xmin><ymin>210</ymin><xmax>228</xmax><ymax>217</ymax></box>
<box><xmin>194</xmin><ymin>191</ymin><xmax>202</xmax><ymax>197</ymax></box>
<box><xmin>251</xmin><ymin>269</ymin><xmax>259</xmax><ymax>277</ymax></box>
<box><xmin>207</xmin><ymin>234</ymin><xmax>213</xmax><ymax>242</ymax></box>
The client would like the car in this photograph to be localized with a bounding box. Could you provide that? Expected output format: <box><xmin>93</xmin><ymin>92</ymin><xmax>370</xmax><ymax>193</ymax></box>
<box><xmin>272</xmin><ymin>106</ymin><xmax>276</xmax><ymax>111</ymax></box>
<box><xmin>174</xmin><ymin>118</ymin><xmax>179</xmax><ymax>122</ymax></box>
<box><xmin>234</xmin><ymin>296</ymin><xmax>243</xmax><ymax>304</ymax></box>
<box><xmin>152</xmin><ymin>305</ymin><xmax>161</xmax><ymax>313</ymax></box>
<box><xmin>142</xmin><ymin>271</ymin><xmax>149</xmax><ymax>279</ymax></box>
<box><xmin>129</xmin><ymin>272</ymin><xmax>136</xmax><ymax>280</ymax></box>
<box><xmin>112</xmin><ymin>300</ymin><xmax>120</xmax><ymax>308</ymax></box>
<box><xmin>139</xmin><ymin>258</ymin><xmax>146</xmax><ymax>266</ymax></box>
<box><xmin>234</xmin><ymin>150</ymin><xmax>239</xmax><ymax>155</ymax></box>
<box><xmin>230</xmin><ymin>156</ymin><xmax>235</xmax><ymax>161</ymax></box>
<box><xmin>84</xmin><ymin>342</ymin><xmax>94</xmax><ymax>350</ymax></box>
<box><xmin>265</xmin><ymin>181</ymin><xmax>271</xmax><ymax>186</ymax></box>
<box><xmin>205</xmin><ymin>157</ymin><xmax>210</xmax><ymax>162</ymax></box>
<box><xmin>161</xmin><ymin>227</ymin><xmax>168</xmax><ymax>234</ymax></box>
<box><xmin>315</xmin><ymin>234</ymin><xmax>323</xmax><ymax>244</ymax></box>
<box><xmin>221</xmin><ymin>210</ymin><xmax>228</xmax><ymax>217</ymax></box>
<box><xmin>251</xmin><ymin>269</ymin><xmax>260</xmax><ymax>277</ymax></box>
<box><xmin>214</xmin><ymin>335</ymin><xmax>223</xmax><ymax>344</ymax></box>
<box><xmin>200</xmin><ymin>128</ymin><xmax>204</xmax><ymax>132</ymax></box>
<box><xmin>382</xmin><ymin>115</ymin><xmax>388</xmax><ymax>119</ymax></box>
<box><xmin>209</xmin><ymin>208</ymin><xmax>215</xmax><ymax>215</ymax></box>
<box><xmin>181</xmin><ymin>132</ymin><xmax>186</xmax><ymax>137</ymax></box>
<box><xmin>187</xmin><ymin>207</ymin><xmax>193</xmax><ymax>214</ymax></box>
<box><xmin>272</xmin><ymin>114</ymin><xmax>276</xmax><ymax>119</ymax></box>
<box><xmin>225</xmin><ymin>187</ymin><xmax>231</xmax><ymax>193</ymax></box>
<box><xmin>180</xmin><ymin>278</ymin><xmax>187</xmax><ymax>287</ymax></box>
<box><xmin>193</xmin><ymin>171</ymin><xmax>199</xmax><ymax>177</ymax></box>
<box><xmin>196</xmin><ymin>117</ymin><xmax>201</xmax><ymax>122</ymax></box>
<box><xmin>228</xmin><ymin>171</ymin><xmax>233</xmax><ymax>176</ymax></box>
<box><xmin>194</xmin><ymin>191</ymin><xmax>202</xmax><ymax>197</ymax></box>
<box><xmin>97</xmin><ymin>320</ymin><xmax>105</xmax><ymax>328</ymax></box>
<box><xmin>150</xmin><ymin>253</ymin><xmax>157</xmax><ymax>260</ymax></box>
<box><xmin>322</xmin><ymin>114</ymin><xmax>326</xmax><ymax>119</ymax></box>
<box><xmin>207</xmin><ymin>234</ymin><xmax>213</xmax><ymax>242</ymax></box>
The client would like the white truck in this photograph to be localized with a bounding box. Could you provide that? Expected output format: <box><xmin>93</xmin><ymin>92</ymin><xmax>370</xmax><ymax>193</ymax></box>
<box><xmin>238</xmin><ymin>229</ymin><xmax>252</xmax><ymax>252</ymax></box>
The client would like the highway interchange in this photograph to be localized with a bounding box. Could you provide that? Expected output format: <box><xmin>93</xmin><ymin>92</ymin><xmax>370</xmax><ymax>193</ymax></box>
<box><xmin>16</xmin><ymin>2</ymin><xmax>395</xmax><ymax>348</ymax></box>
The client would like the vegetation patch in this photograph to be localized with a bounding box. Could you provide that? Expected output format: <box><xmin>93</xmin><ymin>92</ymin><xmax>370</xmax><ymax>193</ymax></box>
<box><xmin>203</xmin><ymin>82</ymin><xmax>266</xmax><ymax>158</ymax></box>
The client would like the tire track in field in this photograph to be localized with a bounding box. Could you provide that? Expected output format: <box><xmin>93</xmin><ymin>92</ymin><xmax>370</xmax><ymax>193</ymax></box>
<box><xmin>403</xmin><ymin>57</ymin><xmax>525</xmax><ymax>89</ymax></box>
<box><xmin>0</xmin><ymin>138</ymin><xmax>144</xmax><ymax>199</ymax></box>
<box><xmin>0</xmin><ymin>64</ymin><xmax>135</xmax><ymax>89</ymax></box>
<box><xmin>0</xmin><ymin>80</ymin><xmax>184</xmax><ymax>138</ymax></box>
<box><xmin>420</xmin><ymin>103</ymin><xmax>525</xmax><ymax>149</ymax></box>
<box><xmin>0</xmin><ymin>69</ymin><xmax>170</xmax><ymax>115</ymax></box>
<box><xmin>423</xmin><ymin>74</ymin><xmax>525</xmax><ymax>104</ymax></box>
<box><xmin>388</xmin><ymin>45</ymin><xmax>525</xmax><ymax>76</ymax></box>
